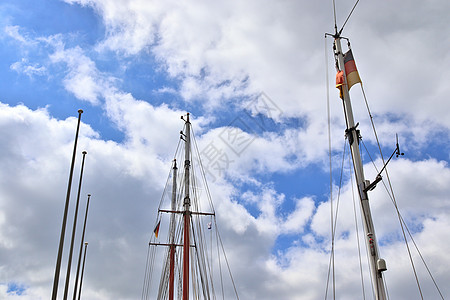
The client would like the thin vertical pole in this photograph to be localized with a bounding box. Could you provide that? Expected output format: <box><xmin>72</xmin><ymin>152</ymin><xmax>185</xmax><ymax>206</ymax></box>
<box><xmin>73</xmin><ymin>194</ymin><xmax>91</xmax><ymax>300</ymax></box>
<box><xmin>334</xmin><ymin>36</ymin><xmax>387</xmax><ymax>300</ymax></box>
<box><xmin>169</xmin><ymin>160</ymin><xmax>177</xmax><ymax>300</ymax></box>
<box><xmin>63</xmin><ymin>151</ymin><xmax>88</xmax><ymax>300</ymax></box>
<box><xmin>52</xmin><ymin>109</ymin><xmax>83</xmax><ymax>300</ymax></box>
<box><xmin>77</xmin><ymin>242</ymin><xmax>88</xmax><ymax>300</ymax></box>
<box><xmin>182</xmin><ymin>113</ymin><xmax>191</xmax><ymax>300</ymax></box>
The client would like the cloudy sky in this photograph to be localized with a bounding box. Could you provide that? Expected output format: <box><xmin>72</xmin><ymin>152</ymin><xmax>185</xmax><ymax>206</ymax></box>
<box><xmin>0</xmin><ymin>0</ymin><xmax>449</xmax><ymax>299</ymax></box>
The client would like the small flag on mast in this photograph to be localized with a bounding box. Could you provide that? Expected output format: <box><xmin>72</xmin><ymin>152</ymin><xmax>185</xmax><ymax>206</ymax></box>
<box><xmin>153</xmin><ymin>221</ymin><xmax>161</xmax><ymax>238</ymax></box>
<box><xmin>344</xmin><ymin>49</ymin><xmax>361</xmax><ymax>90</ymax></box>
<box><xmin>336</xmin><ymin>49</ymin><xmax>362</xmax><ymax>98</ymax></box>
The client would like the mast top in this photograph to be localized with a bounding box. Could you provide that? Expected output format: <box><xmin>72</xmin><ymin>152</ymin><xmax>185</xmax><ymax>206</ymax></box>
<box><xmin>181</xmin><ymin>112</ymin><xmax>190</xmax><ymax>123</ymax></box>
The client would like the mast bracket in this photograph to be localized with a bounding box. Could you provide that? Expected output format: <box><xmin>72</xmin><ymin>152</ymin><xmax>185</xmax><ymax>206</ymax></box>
<box><xmin>363</xmin><ymin>175</ymin><xmax>382</xmax><ymax>193</ymax></box>
<box><xmin>345</xmin><ymin>122</ymin><xmax>360</xmax><ymax>145</ymax></box>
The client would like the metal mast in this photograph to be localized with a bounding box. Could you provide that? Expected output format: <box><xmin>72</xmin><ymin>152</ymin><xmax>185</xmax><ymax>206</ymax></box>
<box><xmin>73</xmin><ymin>194</ymin><xmax>91</xmax><ymax>300</ymax></box>
<box><xmin>334</xmin><ymin>36</ymin><xmax>387</xmax><ymax>300</ymax></box>
<box><xmin>52</xmin><ymin>109</ymin><xmax>83</xmax><ymax>300</ymax></box>
<box><xmin>182</xmin><ymin>113</ymin><xmax>191</xmax><ymax>300</ymax></box>
<box><xmin>64</xmin><ymin>150</ymin><xmax>88</xmax><ymax>300</ymax></box>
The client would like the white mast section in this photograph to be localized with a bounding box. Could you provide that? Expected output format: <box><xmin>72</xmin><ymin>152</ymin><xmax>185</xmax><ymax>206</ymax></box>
<box><xmin>334</xmin><ymin>36</ymin><xmax>387</xmax><ymax>300</ymax></box>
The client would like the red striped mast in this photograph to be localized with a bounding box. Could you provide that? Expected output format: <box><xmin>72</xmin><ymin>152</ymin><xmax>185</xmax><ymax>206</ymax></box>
<box><xmin>182</xmin><ymin>113</ymin><xmax>191</xmax><ymax>300</ymax></box>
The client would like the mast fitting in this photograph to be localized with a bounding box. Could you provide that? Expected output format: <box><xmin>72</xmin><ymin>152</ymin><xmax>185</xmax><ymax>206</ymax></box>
<box><xmin>345</xmin><ymin>122</ymin><xmax>360</xmax><ymax>145</ymax></box>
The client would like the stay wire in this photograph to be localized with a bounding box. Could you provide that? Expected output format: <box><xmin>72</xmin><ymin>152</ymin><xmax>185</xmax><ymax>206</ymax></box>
<box><xmin>339</xmin><ymin>0</ymin><xmax>360</xmax><ymax>35</ymax></box>
<box><xmin>324</xmin><ymin>34</ymin><xmax>336</xmax><ymax>300</ymax></box>
<box><xmin>324</xmin><ymin>139</ymin><xmax>347</xmax><ymax>300</ymax></box>
<box><xmin>348</xmin><ymin>149</ymin><xmax>366</xmax><ymax>300</ymax></box>
<box><xmin>141</xmin><ymin>245</ymin><xmax>151</xmax><ymax>300</ymax></box>
<box><xmin>359</xmin><ymin>84</ymin><xmax>424</xmax><ymax>299</ymax></box>
<box><xmin>362</xmin><ymin>137</ymin><xmax>443</xmax><ymax>299</ymax></box>
<box><xmin>215</xmin><ymin>218</ymin><xmax>240</xmax><ymax>300</ymax></box>
<box><xmin>191</xmin><ymin>126</ymin><xmax>216</xmax><ymax>214</ymax></box>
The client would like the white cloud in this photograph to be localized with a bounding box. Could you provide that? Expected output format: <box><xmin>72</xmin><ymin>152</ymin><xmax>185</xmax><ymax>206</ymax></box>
<box><xmin>4</xmin><ymin>25</ymin><xmax>30</xmax><ymax>45</ymax></box>
<box><xmin>49</xmin><ymin>46</ymin><xmax>107</xmax><ymax>105</ymax></box>
<box><xmin>282</xmin><ymin>197</ymin><xmax>315</xmax><ymax>234</ymax></box>
<box><xmin>1</xmin><ymin>0</ymin><xmax>449</xmax><ymax>299</ymax></box>
<box><xmin>10</xmin><ymin>58</ymin><xmax>47</xmax><ymax>78</ymax></box>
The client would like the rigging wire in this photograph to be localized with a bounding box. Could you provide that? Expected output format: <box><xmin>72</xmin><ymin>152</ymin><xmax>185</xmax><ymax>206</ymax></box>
<box><xmin>192</xmin><ymin>125</ymin><xmax>239</xmax><ymax>299</ymax></box>
<box><xmin>358</xmin><ymin>83</ymin><xmax>424</xmax><ymax>299</ymax></box>
<box><xmin>141</xmin><ymin>246</ymin><xmax>151</xmax><ymax>300</ymax></box>
<box><xmin>324</xmin><ymin>139</ymin><xmax>347</xmax><ymax>300</ymax></box>
<box><xmin>383</xmin><ymin>271</ymin><xmax>391</xmax><ymax>300</ymax></box>
<box><xmin>215</xmin><ymin>218</ymin><xmax>240</xmax><ymax>300</ymax></box>
<box><xmin>348</xmin><ymin>149</ymin><xmax>366</xmax><ymax>300</ymax></box>
<box><xmin>142</xmin><ymin>120</ymin><xmax>239</xmax><ymax>299</ymax></box>
<box><xmin>329</xmin><ymin>0</ymin><xmax>443</xmax><ymax>297</ymax></box>
<box><xmin>339</xmin><ymin>0</ymin><xmax>360</xmax><ymax>35</ymax></box>
<box><xmin>358</xmin><ymin>77</ymin><xmax>445</xmax><ymax>298</ymax></box>
<box><xmin>360</xmin><ymin>141</ymin><xmax>445</xmax><ymax>300</ymax></box>
<box><xmin>324</xmin><ymin>34</ymin><xmax>336</xmax><ymax>300</ymax></box>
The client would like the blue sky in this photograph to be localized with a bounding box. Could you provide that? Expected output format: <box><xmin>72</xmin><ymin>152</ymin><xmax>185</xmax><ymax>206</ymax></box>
<box><xmin>0</xmin><ymin>0</ymin><xmax>449</xmax><ymax>299</ymax></box>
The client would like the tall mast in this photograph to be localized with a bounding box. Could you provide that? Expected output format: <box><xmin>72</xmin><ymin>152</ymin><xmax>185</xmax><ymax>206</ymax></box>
<box><xmin>334</xmin><ymin>36</ymin><xmax>387</xmax><ymax>300</ymax></box>
<box><xmin>182</xmin><ymin>113</ymin><xmax>191</xmax><ymax>300</ymax></box>
<box><xmin>52</xmin><ymin>109</ymin><xmax>83</xmax><ymax>300</ymax></box>
<box><xmin>169</xmin><ymin>160</ymin><xmax>177</xmax><ymax>300</ymax></box>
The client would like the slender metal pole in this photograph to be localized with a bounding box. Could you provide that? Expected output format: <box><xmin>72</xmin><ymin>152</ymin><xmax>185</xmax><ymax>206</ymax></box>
<box><xmin>182</xmin><ymin>113</ymin><xmax>191</xmax><ymax>300</ymax></box>
<box><xmin>169</xmin><ymin>160</ymin><xmax>177</xmax><ymax>300</ymax></box>
<box><xmin>52</xmin><ymin>109</ymin><xmax>83</xmax><ymax>300</ymax></box>
<box><xmin>334</xmin><ymin>36</ymin><xmax>387</xmax><ymax>300</ymax></box>
<box><xmin>73</xmin><ymin>194</ymin><xmax>91</xmax><ymax>300</ymax></box>
<box><xmin>63</xmin><ymin>151</ymin><xmax>88</xmax><ymax>300</ymax></box>
<box><xmin>77</xmin><ymin>242</ymin><xmax>88</xmax><ymax>300</ymax></box>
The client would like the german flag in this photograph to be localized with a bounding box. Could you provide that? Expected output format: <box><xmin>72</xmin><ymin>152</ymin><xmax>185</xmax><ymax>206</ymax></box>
<box><xmin>343</xmin><ymin>49</ymin><xmax>361</xmax><ymax>90</ymax></box>
<box><xmin>336</xmin><ymin>49</ymin><xmax>362</xmax><ymax>99</ymax></box>
<box><xmin>153</xmin><ymin>221</ymin><xmax>161</xmax><ymax>238</ymax></box>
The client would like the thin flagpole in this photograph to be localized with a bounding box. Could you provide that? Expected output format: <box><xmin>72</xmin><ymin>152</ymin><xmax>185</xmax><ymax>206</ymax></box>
<box><xmin>78</xmin><ymin>242</ymin><xmax>88</xmax><ymax>300</ymax></box>
<box><xmin>52</xmin><ymin>109</ymin><xmax>83</xmax><ymax>300</ymax></box>
<box><xmin>73</xmin><ymin>194</ymin><xmax>91</xmax><ymax>300</ymax></box>
<box><xmin>63</xmin><ymin>151</ymin><xmax>88</xmax><ymax>300</ymax></box>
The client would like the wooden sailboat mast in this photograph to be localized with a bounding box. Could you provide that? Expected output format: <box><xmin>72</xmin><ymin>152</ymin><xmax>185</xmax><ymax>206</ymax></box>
<box><xmin>333</xmin><ymin>35</ymin><xmax>388</xmax><ymax>300</ymax></box>
<box><xmin>144</xmin><ymin>112</ymin><xmax>238</xmax><ymax>300</ymax></box>
<box><xmin>182</xmin><ymin>113</ymin><xmax>191</xmax><ymax>300</ymax></box>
